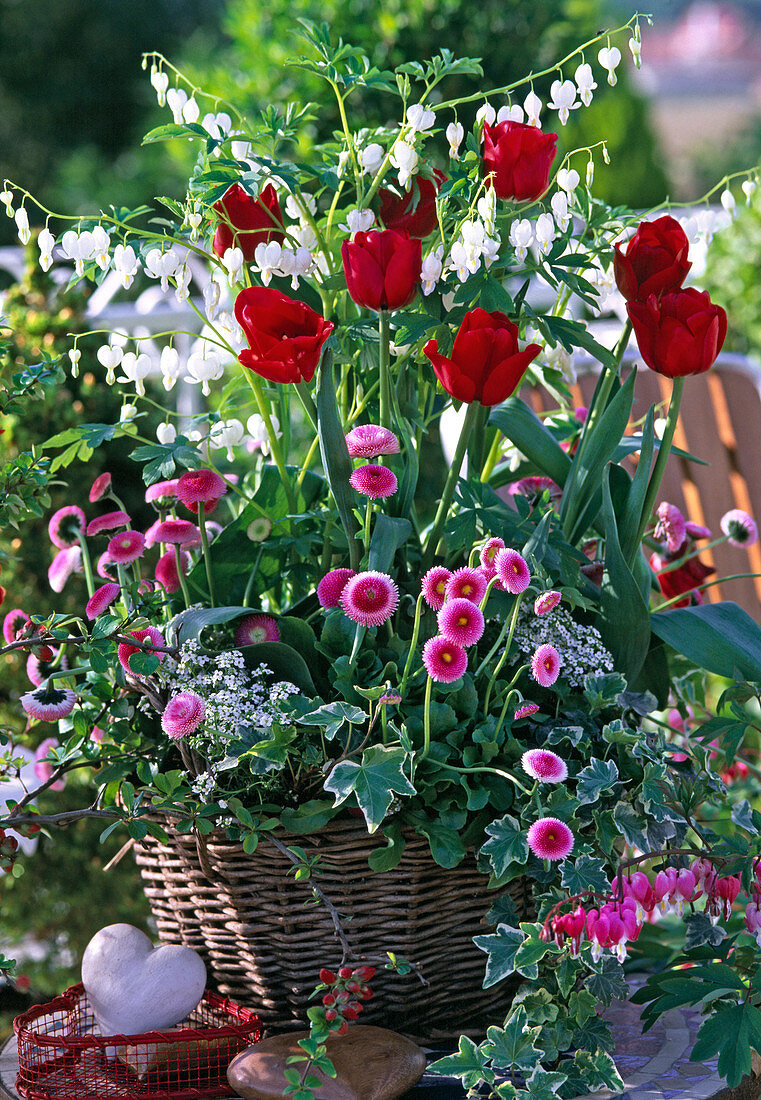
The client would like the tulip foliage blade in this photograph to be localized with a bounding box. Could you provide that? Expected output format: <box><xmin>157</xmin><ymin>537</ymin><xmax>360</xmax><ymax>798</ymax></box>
<box><xmin>488</xmin><ymin>400</ymin><xmax>571</xmax><ymax>488</ymax></box>
<box><xmin>368</xmin><ymin>514</ymin><xmax>412</xmax><ymax>574</ymax></box>
<box><xmin>650</xmin><ymin>602</ymin><xmax>761</xmax><ymax>682</ymax></box>
<box><xmin>618</xmin><ymin>405</ymin><xmax>655</xmax><ymax>565</ymax></box>
<box><xmin>316</xmin><ymin>351</ymin><xmax>362</xmax><ymax>572</ymax></box>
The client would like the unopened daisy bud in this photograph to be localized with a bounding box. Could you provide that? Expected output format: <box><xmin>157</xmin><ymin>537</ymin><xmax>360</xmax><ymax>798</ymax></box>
<box><xmin>446</xmin><ymin>121</ymin><xmax>464</xmax><ymax>159</ymax></box>
<box><xmin>514</xmin><ymin>702</ymin><xmax>540</xmax><ymax>720</ymax></box>
<box><xmin>534</xmin><ymin>590</ymin><xmax>561</xmax><ymax>615</ymax></box>
<box><xmin>14</xmin><ymin>206</ymin><xmax>30</xmax><ymax>244</ymax></box>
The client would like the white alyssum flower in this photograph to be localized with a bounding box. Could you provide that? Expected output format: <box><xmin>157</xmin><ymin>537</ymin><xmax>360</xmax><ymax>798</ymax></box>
<box><xmin>1</xmin><ymin>189</ymin><xmax>14</xmax><ymax>217</ymax></box>
<box><xmin>97</xmin><ymin>343</ymin><xmax>124</xmax><ymax>385</ymax></box>
<box><xmin>557</xmin><ymin>168</ymin><xmax>580</xmax><ymax>195</ymax></box>
<box><xmin>160</xmin><ymin>346</ymin><xmax>182</xmax><ymax>391</ymax></box>
<box><xmin>524</xmin><ymin>91</ymin><xmax>542</xmax><ymax>128</ymax></box>
<box><xmin>406</xmin><ymin>104</ymin><xmax>436</xmax><ymax>132</ymax></box>
<box><xmin>157</xmin><ymin>422</ymin><xmax>177</xmax><ymax>445</ymax></box>
<box><xmin>598</xmin><ymin>45</ymin><xmax>622</xmax><ymax>85</ymax></box>
<box><xmin>14</xmin><ymin>207</ymin><xmax>30</xmax><ymax>245</ymax></box>
<box><xmin>247</xmin><ymin>413</ymin><xmax>280</xmax><ymax>456</ymax></box>
<box><xmin>209</xmin><ymin>418</ymin><xmax>245</xmax><ymax>461</ymax></box>
<box><xmin>166</xmin><ymin>87</ymin><xmax>188</xmax><ymax>124</ymax></box>
<box><xmin>497</xmin><ymin>104</ymin><xmax>524</xmax><ymax>124</ymax></box>
<box><xmin>341</xmin><ymin>208</ymin><xmax>375</xmax><ymax>235</ymax></box>
<box><xmin>390</xmin><ymin>140</ymin><xmax>418</xmax><ymax>189</ymax></box>
<box><xmin>743</xmin><ymin>180</ymin><xmax>757</xmax><ymax>204</ymax></box>
<box><xmin>446</xmin><ymin>121</ymin><xmax>464</xmax><ymax>159</ymax></box>
<box><xmin>476</xmin><ymin>103</ymin><xmax>496</xmax><ymax>127</ymax></box>
<box><xmin>514</xmin><ymin>604</ymin><xmax>614</xmax><ymax>687</ymax></box>
<box><xmin>421</xmin><ymin>246</ymin><xmax>444</xmax><ymax>296</ymax></box>
<box><xmin>551</xmin><ymin>191</ymin><xmax>571</xmax><ymax>232</ymax></box>
<box><xmin>574</xmin><ymin>63</ymin><xmax>598</xmax><ymax>107</ymax></box>
<box><xmin>222</xmin><ymin>245</ymin><xmax>244</xmax><ymax>285</ymax></box>
<box><xmin>91</xmin><ymin>226</ymin><xmax>111</xmax><ymax>271</ymax></box>
<box><xmin>144</xmin><ymin>246</ymin><xmax>182</xmax><ymax>292</ymax></box>
<box><xmin>118</xmin><ymin>351</ymin><xmax>153</xmax><ymax>397</ymax></box>
<box><xmin>150</xmin><ymin>69</ymin><xmax>169</xmax><ymax>106</ymax></box>
<box><xmin>534</xmin><ymin>212</ymin><xmax>556</xmax><ymax>256</ymax></box>
<box><xmin>509</xmin><ymin>218</ymin><xmax>534</xmax><ymax>262</ymax></box>
<box><xmin>548</xmin><ymin>79</ymin><xmax>579</xmax><ymax>125</ymax></box>
<box><xmin>360</xmin><ymin>143</ymin><xmax>385</xmax><ymax>175</ymax></box>
<box><xmin>186</xmin><ymin>345</ymin><xmax>224</xmax><ymax>397</ymax></box>
<box><xmin>38</xmin><ymin>228</ymin><xmax>55</xmax><ymax>272</ymax></box>
<box><xmin>113</xmin><ymin>244</ymin><xmax>139</xmax><ymax>289</ymax></box>
<box><xmin>721</xmin><ymin>189</ymin><xmax>736</xmax><ymax>215</ymax></box>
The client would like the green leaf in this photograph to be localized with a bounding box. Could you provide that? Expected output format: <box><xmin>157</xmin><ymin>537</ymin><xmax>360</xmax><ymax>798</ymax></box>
<box><xmin>481</xmin><ymin>1007</ymin><xmax>543</xmax><ymax>1071</ymax></box>
<box><xmin>128</xmin><ymin>652</ymin><xmax>159</xmax><ymax>676</ymax></box>
<box><xmin>142</xmin><ymin>121</ymin><xmax>210</xmax><ymax>143</ymax></box>
<box><xmin>428</xmin><ymin>1036</ymin><xmax>494</xmax><ymax>1089</ymax></box>
<box><xmin>585</xmin><ymin>957</ymin><xmax>629</xmax><ymax>1005</ymax></box>
<box><xmin>691</xmin><ymin>1002</ymin><xmax>761</xmax><ymax>1088</ymax></box>
<box><xmin>480</xmin><ymin>814</ymin><xmax>529</xmax><ymax>876</ymax></box>
<box><xmin>474</xmin><ymin>924</ymin><xmax>540</xmax><ymax>986</ymax></box>
<box><xmin>368</xmin><ymin>822</ymin><xmax>406</xmax><ymax>871</ymax></box>
<box><xmin>298</xmin><ymin>701</ymin><xmax>368</xmax><ymax>739</ymax></box>
<box><xmin>316</xmin><ymin>352</ymin><xmax>362</xmax><ymax>570</ymax></box>
<box><xmin>560</xmin><ymin>855</ymin><xmax>611</xmax><ymax>895</ymax></box>
<box><xmin>524</xmin><ymin>1066</ymin><xmax>567</xmax><ymax>1099</ymax></box>
<box><xmin>240</xmin><ymin>642</ymin><xmax>317</xmax><ymax>696</ymax></box>
<box><xmin>575</xmin><ymin>758</ymin><xmax>619</xmax><ymax>806</ymax></box>
<box><xmin>279</xmin><ymin>800</ymin><xmax>337</xmax><ymax>834</ymax></box>
<box><xmin>731</xmin><ymin>798</ymin><xmax>758</xmax><ymax>834</ymax></box>
<box><xmin>650</xmin><ymin>602</ymin><xmax>761</xmax><ymax>681</ymax></box>
<box><xmin>489</xmin><ymin>400</ymin><xmax>571</xmax><ymax>488</ymax></box>
<box><xmin>368</xmin><ymin>514</ymin><xmax>412</xmax><ymax>573</ymax></box>
<box><xmin>324</xmin><ymin>745</ymin><xmax>415</xmax><ymax>832</ymax></box>
<box><xmin>612</xmin><ymin>801</ymin><xmax>648</xmax><ymax>850</ymax></box>
<box><xmin>684</xmin><ymin>912</ymin><xmax>726</xmax><ymax>950</ymax></box>
<box><xmin>413</xmin><ymin>818</ymin><xmax>467</xmax><ymax>868</ymax></box>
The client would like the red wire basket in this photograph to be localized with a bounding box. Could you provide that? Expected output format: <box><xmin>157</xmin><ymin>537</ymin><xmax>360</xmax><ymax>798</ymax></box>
<box><xmin>14</xmin><ymin>983</ymin><xmax>262</xmax><ymax>1100</ymax></box>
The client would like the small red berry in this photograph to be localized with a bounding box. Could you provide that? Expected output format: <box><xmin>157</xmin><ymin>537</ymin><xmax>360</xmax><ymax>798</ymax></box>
<box><xmin>354</xmin><ymin>966</ymin><xmax>376</xmax><ymax>981</ymax></box>
<box><xmin>338</xmin><ymin>966</ymin><xmax>354</xmax><ymax>979</ymax></box>
<box><xmin>335</xmin><ymin>1020</ymin><xmax>349</xmax><ymax>1036</ymax></box>
<box><xmin>359</xmin><ymin>987</ymin><xmax>374</xmax><ymax>1000</ymax></box>
<box><xmin>324</xmin><ymin>1008</ymin><xmax>338</xmax><ymax>1022</ymax></box>
<box><xmin>322</xmin><ymin>993</ymin><xmax>336</xmax><ymax>1006</ymax></box>
<box><xmin>319</xmin><ymin>968</ymin><xmax>337</xmax><ymax>984</ymax></box>
<box><xmin>346</xmin><ymin>980</ymin><xmax>361</xmax><ymax>993</ymax></box>
<box><xmin>343</xmin><ymin>1005</ymin><xmax>360</xmax><ymax>1020</ymax></box>
<box><xmin>335</xmin><ymin>990</ymin><xmax>350</xmax><ymax>1003</ymax></box>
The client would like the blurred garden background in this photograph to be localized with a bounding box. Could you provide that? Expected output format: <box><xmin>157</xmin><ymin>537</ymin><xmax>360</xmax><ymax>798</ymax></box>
<box><xmin>1</xmin><ymin>0</ymin><xmax>760</xmax><ymax>1024</ymax></box>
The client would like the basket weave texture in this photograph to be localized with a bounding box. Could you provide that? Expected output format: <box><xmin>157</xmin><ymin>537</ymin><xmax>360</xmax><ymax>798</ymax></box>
<box><xmin>133</xmin><ymin>817</ymin><xmax>533</xmax><ymax>1036</ymax></box>
<box><xmin>14</xmin><ymin>984</ymin><xmax>261</xmax><ymax>1100</ymax></box>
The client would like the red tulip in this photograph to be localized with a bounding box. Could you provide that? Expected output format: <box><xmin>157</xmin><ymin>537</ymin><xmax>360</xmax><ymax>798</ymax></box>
<box><xmin>212</xmin><ymin>182</ymin><xmax>284</xmax><ymax>261</ymax></box>
<box><xmin>650</xmin><ymin>545</ymin><xmax>715</xmax><ymax>607</ymax></box>
<box><xmin>627</xmin><ymin>288</ymin><xmax>727</xmax><ymax>378</ymax></box>
<box><xmin>482</xmin><ymin>121</ymin><xmax>557</xmax><ymax>202</ymax></box>
<box><xmin>378</xmin><ymin>170</ymin><xmax>446</xmax><ymax>238</ymax></box>
<box><xmin>614</xmin><ymin>215</ymin><xmax>691</xmax><ymax>303</ymax></box>
<box><xmin>341</xmin><ymin>229</ymin><xmax>422</xmax><ymax>312</ymax></box>
<box><xmin>235</xmin><ymin>287</ymin><xmax>334</xmax><ymax>385</ymax></box>
<box><xmin>423</xmin><ymin>308</ymin><xmax>541</xmax><ymax>406</ymax></box>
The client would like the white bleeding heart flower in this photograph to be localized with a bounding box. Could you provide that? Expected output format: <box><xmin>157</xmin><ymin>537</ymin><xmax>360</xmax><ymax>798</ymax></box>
<box><xmin>182</xmin><ymin>97</ymin><xmax>200</xmax><ymax>124</ymax></box>
<box><xmin>535</xmin><ymin>212</ymin><xmax>556</xmax><ymax>256</ymax></box>
<box><xmin>60</xmin><ymin>229</ymin><xmax>96</xmax><ymax>276</ymax></box>
<box><xmin>477</xmin><ymin>188</ymin><xmax>497</xmax><ymax>234</ymax></box>
<box><xmin>721</xmin><ymin>189</ymin><xmax>736</xmax><ymax>214</ymax></box>
<box><xmin>421</xmin><ymin>247</ymin><xmax>444</xmax><ymax>296</ymax></box>
<box><xmin>1</xmin><ymin>188</ymin><xmax>15</xmax><ymax>216</ymax></box>
<box><xmin>113</xmin><ymin>243</ymin><xmax>139</xmax><ymax>289</ymax></box>
<box><xmin>524</xmin><ymin>91</ymin><xmax>542</xmax><ymax>127</ymax></box>
<box><xmin>91</xmin><ymin>226</ymin><xmax>111</xmax><ymax>271</ymax></box>
<box><xmin>144</xmin><ymin>247</ymin><xmax>182</xmax><ymax>291</ymax></box>
<box><xmin>629</xmin><ymin>36</ymin><xmax>642</xmax><ymax>68</ymax></box>
<box><xmin>548</xmin><ymin>79</ymin><xmax>579</xmax><ymax>125</ymax></box>
<box><xmin>497</xmin><ymin>104</ymin><xmax>524</xmax><ymax>124</ymax></box>
<box><xmin>175</xmin><ymin>263</ymin><xmax>192</xmax><ymax>303</ymax></box>
<box><xmin>446</xmin><ymin>121</ymin><xmax>464</xmax><ymax>159</ymax></box>
<box><xmin>360</xmin><ymin>143</ymin><xmax>384</xmax><ymax>175</ymax></box>
<box><xmin>157</xmin><ymin>423</ymin><xmax>177</xmax><ymax>445</ymax></box>
<box><xmin>209</xmin><ymin>418</ymin><xmax>245</xmax><ymax>461</ymax></box>
<box><xmin>341</xmin><ymin>208</ymin><xmax>375</xmax><ymax>235</ymax></box>
<box><xmin>119</xmin><ymin>352</ymin><xmax>153</xmax><ymax>397</ymax></box>
<box><xmin>390</xmin><ymin>140</ymin><xmax>418</xmax><ymax>189</ymax></box>
<box><xmin>38</xmin><ymin>227</ymin><xmax>55</xmax><ymax>272</ymax></box>
<box><xmin>253</xmin><ymin>241</ymin><xmax>282</xmax><ymax>286</ymax></box>
<box><xmin>166</xmin><ymin>86</ymin><xmax>188</xmax><ymax>124</ymax></box>
<box><xmin>151</xmin><ymin>69</ymin><xmax>169</xmax><ymax>106</ymax></box>
<box><xmin>743</xmin><ymin>180</ymin><xmax>757</xmax><ymax>204</ymax></box>
<box><xmin>68</xmin><ymin>348</ymin><xmax>81</xmax><ymax>378</ymax></box>
<box><xmin>509</xmin><ymin>218</ymin><xmax>534</xmax><ymax>263</ymax></box>
<box><xmin>97</xmin><ymin>344</ymin><xmax>124</xmax><ymax>385</ymax></box>
<box><xmin>14</xmin><ymin>207</ymin><xmax>30</xmax><ymax>245</ymax></box>
<box><xmin>551</xmin><ymin>191</ymin><xmax>571</xmax><ymax>232</ymax></box>
<box><xmin>160</xmin><ymin>346</ymin><xmax>182</xmax><ymax>391</ymax></box>
<box><xmin>186</xmin><ymin>348</ymin><xmax>224</xmax><ymax>397</ymax></box>
<box><xmin>203</xmin><ymin>278</ymin><xmax>222</xmax><ymax>322</ymax></box>
<box><xmin>120</xmin><ymin>403</ymin><xmax>138</xmax><ymax>423</ymax></box>
<box><xmin>406</xmin><ymin>104</ymin><xmax>436</xmax><ymax>133</ymax></box>
<box><xmin>476</xmin><ymin>103</ymin><xmax>496</xmax><ymax>127</ymax></box>
<box><xmin>557</xmin><ymin>168</ymin><xmax>580</xmax><ymax>194</ymax></box>
<box><xmin>574</xmin><ymin>63</ymin><xmax>597</xmax><ymax>107</ymax></box>
<box><xmin>598</xmin><ymin>46</ymin><xmax>622</xmax><ymax>85</ymax></box>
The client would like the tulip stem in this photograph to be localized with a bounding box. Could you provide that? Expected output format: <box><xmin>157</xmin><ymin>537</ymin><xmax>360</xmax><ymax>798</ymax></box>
<box><xmin>422</xmin><ymin>401</ymin><xmax>480</xmax><ymax>569</ymax></box>
<box><xmin>480</xmin><ymin>430</ymin><xmax>503</xmax><ymax>482</ymax></box>
<box><xmin>295</xmin><ymin>380</ymin><xmax>319</xmax><ymax>433</ymax></box>
<box><xmin>632</xmin><ymin>375</ymin><xmax>685</xmax><ymax>561</ymax></box>
<box><xmin>243</xmin><ymin>369</ymin><xmax>296</xmax><ymax>514</ymax></box>
<box><xmin>572</xmin><ymin>318</ymin><xmax>632</xmax><ymax>473</ymax></box>
<box><xmin>197</xmin><ymin>502</ymin><xmax>217</xmax><ymax>608</ymax></box>
<box><xmin>378</xmin><ymin>311</ymin><xmax>391</xmax><ymax>431</ymax></box>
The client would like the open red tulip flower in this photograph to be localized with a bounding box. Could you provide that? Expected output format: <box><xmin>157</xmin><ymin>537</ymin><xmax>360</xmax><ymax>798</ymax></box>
<box><xmin>212</xmin><ymin>182</ymin><xmax>284</xmax><ymax>261</ymax></box>
<box><xmin>627</xmin><ymin>288</ymin><xmax>727</xmax><ymax>378</ymax></box>
<box><xmin>482</xmin><ymin>121</ymin><xmax>557</xmax><ymax>202</ymax></box>
<box><xmin>378</xmin><ymin>170</ymin><xmax>446</xmax><ymax>238</ymax></box>
<box><xmin>424</xmin><ymin>308</ymin><xmax>541</xmax><ymax>405</ymax></box>
<box><xmin>235</xmin><ymin>287</ymin><xmax>334</xmax><ymax>385</ymax></box>
<box><xmin>341</xmin><ymin>229</ymin><xmax>422</xmax><ymax>312</ymax></box>
<box><xmin>613</xmin><ymin>215</ymin><xmax>692</xmax><ymax>303</ymax></box>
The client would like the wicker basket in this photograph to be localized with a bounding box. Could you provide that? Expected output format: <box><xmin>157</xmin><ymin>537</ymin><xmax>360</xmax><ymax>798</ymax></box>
<box><xmin>133</xmin><ymin>817</ymin><xmax>532</xmax><ymax>1037</ymax></box>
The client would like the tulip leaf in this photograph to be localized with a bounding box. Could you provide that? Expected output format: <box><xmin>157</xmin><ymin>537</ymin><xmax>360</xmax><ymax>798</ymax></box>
<box><xmin>488</xmin><ymin>400</ymin><xmax>571</xmax><ymax>488</ymax></box>
<box><xmin>537</xmin><ymin>315</ymin><xmax>617</xmax><ymax>371</ymax></box>
<box><xmin>316</xmin><ymin>352</ymin><xmax>363</xmax><ymax>571</ymax></box>
<box><xmin>368</xmin><ymin>514</ymin><xmax>412</xmax><ymax>574</ymax></box>
<box><xmin>650</xmin><ymin>602</ymin><xmax>761</xmax><ymax>682</ymax></box>
<box><xmin>619</xmin><ymin>405</ymin><xmax>655</xmax><ymax>564</ymax></box>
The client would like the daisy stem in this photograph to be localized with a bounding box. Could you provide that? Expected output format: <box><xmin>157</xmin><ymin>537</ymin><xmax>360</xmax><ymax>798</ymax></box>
<box><xmin>378</xmin><ymin>310</ymin><xmax>391</xmax><ymax>432</ymax></box>
<box><xmin>422</xmin><ymin>400</ymin><xmax>481</xmax><ymax>570</ymax></box>
<box><xmin>363</xmin><ymin>496</ymin><xmax>373</xmax><ymax>554</ymax></box>
<box><xmin>399</xmin><ymin>593</ymin><xmax>425</xmax><ymax>698</ymax></box>
<box><xmin>494</xmin><ymin>688</ymin><xmax>520</xmax><ymax>743</ymax></box>
<box><xmin>419</xmin><ymin>675</ymin><xmax>434</xmax><ymax>763</ymax></box>
<box><xmin>77</xmin><ymin>535</ymin><xmax>96</xmax><ymax>600</ymax></box>
<box><xmin>50</xmin><ymin>665</ymin><xmax>93</xmax><ymax>680</ymax></box>
<box><xmin>173</xmin><ymin>544</ymin><xmax>192</xmax><ymax>610</ymax></box>
<box><xmin>476</xmin><ymin>592</ymin><xmax>525</xmax><ymax>681</ymax></box>
<box><xmin>430</xmin><ymin>759</ymin><xmax>531</xmax><ymax>796</ymax></box>
<box><xmin>197</xmin><ymin>502</ymin><xmax>217</xmax><ymax>608</ymax></box>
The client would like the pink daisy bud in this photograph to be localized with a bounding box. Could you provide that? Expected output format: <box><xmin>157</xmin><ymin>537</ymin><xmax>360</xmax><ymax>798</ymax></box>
<box><xmin>654</xmin><ymin>502</ymin><xmax>686</xmax><ymax>554</ymax></box>
<box><xmin>421</xmin><ymin>566</ymin><xmax>452</xmax><ymax>611</ymax></box>
<box><xmin>349</xmin><ymin>464</ymin><xmax>398</xmax><ymax>499</ymax></box>
<box><xmin>234</xmin><ymin>614</ymin><xmax>280</xmax><ymax>645</ymax></box>
<box><xmin>514</xmin><ymin>702</ymin><xmax>540</xmax><ymax>720</ymax></box>
<box><xmin>117</xmin><ymin>627</ymin><xmax>166</xmax><ymax>673</ymax></box>
<box><xmin>531</xmin><ymin>643</ymin><xmax>561</xmax><ymax>687</ymax></box>
<box><xmin>21</xmin><ymin>685</ymin><xmax>77</xmax><ymax>724</ymax></box>
<box><xmin>107</xmin><ymin>530</ymin><xmax>146</xmax><ymax>564</ymax></box>
<box><xmin>144</xmin><ymin>519</ymin><xmax>163</xmax><ymax>549</ymax></box>
<box><xmin>422</xmin><ymin>635</ymin><xmax>468</xmax><ymax>683</ymax></box>
<box><xmin>341</xmin><ymin>571</ymin><xmax>399</xmax><ymax>628</ymax></box>
<box><xmin>97</xmin><ymin>552</ymin><xmax>118</xmax><ymax>581</ymax></box>
<box><xmin>479</xmin><ymin>537</ymin><xmax>505</xmax><ymax>574</ymax></box>
<box><xmin>86</xmin><ymin>511</ymin><xmax>131</xmax><ymax>537</ymax></box>
<box><xmin>27</xmin><ymin>649</ymin><xmax>67</xmax><ymax>688</ymax></box>
<box><xmin>534</xmin><ymin>590</ymin><xmax>561</xmax><ymax>616</ymax></box>
<box><xmin>151</xmin><ymin>519</ymin><xmax>201</xmax><ymax>546</ymax></box>
<box><xmin>495</xmin><ymin>548</ymin><xmax>531</xmax><ymax>594</ymax></box>
<box><xmin>685</xmin><ymin>521</ymin><xmax>712</xmax><ymax>540</ymax></box>
<box><xmin>49</xmin><ymin>546</ymin><xmax>83</xmax><ymax>593</ymax></box>
<box><xmin>521</xmin><ymin>748</ymin><xmax>568</xmax><ymax>784</ymax></box>
<box><xmin>345</xmin><ymin>424</ymin><xmax>400</xmax><ymax>459</ymax></box>
<box><xmin>145</xmin><ymin>478</ymin><xmax>180</xmax><ymax>507</ymax></box>
<box><xmin>721</xmin><ymin>509</ymin><xmax>758</xmax><ymax>548</ymax></box>
<box><xmin>446</xmin><ymin>567</ymin><xmax>487</xmax><ymax>604</ymax></box>
<box><xmin>175</xmin><ymin>468</ymin><xmax>228</xmax><ymax>508</ymax></box>
<box><xmin>3</xmin><ymin>609</ymin><xmax>30</xmax><ymax>644</ymax></box>
<box><xmin>317</xmin><ymin>568</ymin><xmax>356</xmax><ymax>609</ymax></box>
<box><xmin>379</xmin><ymin>692</ymin><xmax>402</xmax><ymax>705</ymax></box>
<box><xmin>161</xmin><ymin>692</ymin><xmax>206</xmax><ymax>740</ymax></box>
<box><xmin>89</xmin><ymin>472</ymin><xmax>112</xmax><ymax>503</ymax></box>
<box><xmin>85</xmin><ymin>583</ymin><xmax>121</xmax><ymax>621</ymax></box>
<box><xmin>33</xmin><ymin>736</ymin><xmax>67</xmax><ymax>789</ymax></box>
<box><xmin>48</xmin><ymin>506</ymin><xmax>85</xmax><ymax>549</ymax></box>
<box><xmin>155</xmin><ymin>549</ymin><xmax>191</xmax><ymax>593</ymax></box>
<box><xmin>526</xmin><ymin>817</ymin><xmax>574</xmax><ymax>862</ymax></box>
<box><xmin>575</xmin><ymin>406</ymin><xmax>588</xmax><ymax>423</ymax></box>
<box><xmin>437</xmin><ymin>598</ymin><xmax>485</xmax><ymax>647</ymax></box>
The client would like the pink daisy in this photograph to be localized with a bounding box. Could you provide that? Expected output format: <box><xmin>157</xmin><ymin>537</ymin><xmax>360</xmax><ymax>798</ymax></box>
<box><xmin>317</xmin><ymin>568</ymin><xmax>356</xmax><ymax>609</ymax></box>
<box><xmin>654</xmin><ymin>502</ymin><xmax>686</xmax><ymax>554</ymax></box>
<box><xmin>21</xmin><ymin>685</ymin><xmax>77</xmax><ymax>724</ymax></box>
<box><xmin>49</xmin><ymin>546</ymin><xmax>83</xmax><ymax>593</ymax></box>
<box><xmin>27</xmin><ymin>649</ymin><xmax>67</xmax><ymax>688</ymax></box>
<box><xmin>345</xmin><ymin>424</ymin><xmax>400</xmax><ymax>459</ymax></box>
<box><xmin>531</xmin><ymin>644</ymin><xmax>561</xmax><ymax>687</ymax></box>
<box><xmin>521</xmin><ymin>748</ymin><xmax>568</xmax><ymax>784</ymax></box>
<box><xmin>437</xmin><ymin>598</ymin><xmax>485</xmax><ymax>647</ymax></box>
<box><xmin>234</xmin><ymin>614</ymin><xmax>280</xmax><ymax>645</ymax></box>
<box><xmin>97</xmin><ymin>552</ymin><xmax>118</xmax><ymax>580</ymax></box>
<box><xmin>575</xmin><ymin>406</ymin><xmax>588</xmax><ymax>424</ymax></box>
<box><xmin>85</xmin><ymin>583</ymin><xmax>121</xmax><ymax>621</ymax></box>
<box><xmin>117</xmin><ymin>627</ymin><xmax>166</xmax><ymax>673</ymax></box>
<box><xmin>479</xmin><ymin>538</ymin><xmax>505</xmax><ymax>574</ymax></box>
<box><xmin>155</xmin><ymin>549</ymin><xmax>191</xmax><ymax>593</ymax></box>
<box><xmin>721</xmin><ymin>509</ymin><xmax>759</xmax><ymax>548</ymax></box>
<box><xmin>107</xmin><ymin>530</ymin><xmax>146</xmax><ymax>564</ymax></box>
<box><xmin>422</xmin><ymin>635</ymin><xmax>468</xmax><ymax>683</ymax></box>
<box><xmin>421</xmin><ymin>566</ymin><xmax>452</xmax><ymax>611</ymax></box>
<box><xmin>86</xmin><ymin>511</ymin><xmax>131</xmax><ymax>537</ymax></box>
<box><xmin>161</xmin><ymin>692</ymin><xmax>206</xmax><ymax>740</ymax></box>
<box><xmin>48</xmin><ymin>506</ymin><xmax>85</xmax><ymax>549</ymax></box>
<box><xmin>495</xmin><ymin>549</ymin><xmax>531</xmax><ymax>595</ymax></box>
<box><xmin>144</xmin><ymin>518</ymin><xmax>164</xmax><ymax>549</ymax></box>
<box><xmin>34</xmin><ymin>737</ymin><xmax>67</xmax><ymax>789</ymax></box>
<box><xmin>89</xmin><ymin>472</ymin><xmax>112</xmax><ymax>503</ymax></box>
<box><xmin>534</xmin><ymin>590</ymin><xmax>562</xmax><ymax>616</ymax></box>
<box><xmin>527</xmin><ymin>817</ymin><xmax>574</xmax><ymax>861</ymax></box>
<box><xmin>3</xmin><ymin>609</ymin><xmax>30</xmax><ymax>644</ymax></box>
<box><xmin>151</xmin><ymin>519</ymin><xmax>200</xmax><ymax>546</ymax></box>
<box><xmin>145</xmin><ymin>479</ymin><xmax>180</xmax><ymax>507</ymax></box>
<box><xmin>340</xmin><ymin>571</ymin><xmax>399</xmax><ymax>627</ymax></box>
<box><xmin>175</xmin><ymin>469</ymin><xmax>228</xmax><ymax>508</ymax></box>
<box><xmin>349</xmin><ymin>464</ymin><xmax>398</xmax><ymax>499</ymax></box>
<box><xmin>446</xmin><ymin>567</ymin><xmax>487</xmax><ymax>604</ymax></box>
<box><xmin>514</xmin><ymin>702</ymin><xmax>540</xmax><ymax>720</ymax></box>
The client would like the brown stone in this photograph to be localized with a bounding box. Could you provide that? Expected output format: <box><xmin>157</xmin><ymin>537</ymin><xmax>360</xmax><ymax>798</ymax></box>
<box><xmin>227</xmin><ymin>1024</ymin><xmax>426</xmax><ymax>1100</ymax></box>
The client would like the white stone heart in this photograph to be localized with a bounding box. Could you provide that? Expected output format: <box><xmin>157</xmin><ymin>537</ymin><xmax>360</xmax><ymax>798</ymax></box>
<box><xmin>82</xmin><ymin>923</ymin><xmax>207</xmax><ymax>1037</ymax></box>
